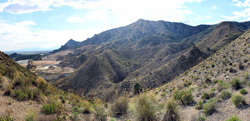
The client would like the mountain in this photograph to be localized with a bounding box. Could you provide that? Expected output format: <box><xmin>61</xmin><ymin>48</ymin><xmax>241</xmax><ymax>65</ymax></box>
<box><xmin>0</xmin><ymin>51</ymin><xmax>98</xmax><ymax>120</ymax></box>
<box><xmin>52</xmin><ymin>39</ymin><xmax>80</xmax><ymax>53</ymax></box>
<box><xmin>52</xmin><ymin>19</ymin><xmax>250</xmax><ymax>101</ymax></box>
<box><xmin>140</xmin><ymin>29</ymin><xmax>250</xmax><ymax>121</ymax></box>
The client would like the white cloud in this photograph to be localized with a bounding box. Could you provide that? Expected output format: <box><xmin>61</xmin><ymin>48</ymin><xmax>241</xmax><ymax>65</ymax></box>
<box><xmin>0</xmin><ymin>19</ymin><xmax>106</xmax><ymax>51</ymax></box>
<box><xmin>0</xmin><ymin>0</ymin><xmax>204</xmax><ymax>51</ymax></box>
<box><xmin>222</xmin><ymin>0</ymin><xmax>250</xmax><ymax>21</ymax></box>
<box><xmin>75</xmin><ymin>0</ymin><xmax>202</xmax><ymax>25</ymax></box>
<box><xmin>67</xmin><ymin>16</ymin><xmax>85</xmax><ymax>23</ymax></box>
<box><xmin>211</xmin><ymin>5</ymin><xmax>217</xmax><ymax>9</ymax></box>
<box><xmin>15</xmin><ymin>21</ymin><xmax>36</xmax><ymax>26</ymax></box>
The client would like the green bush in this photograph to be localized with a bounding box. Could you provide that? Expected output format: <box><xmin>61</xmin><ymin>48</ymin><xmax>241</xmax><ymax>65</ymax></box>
<box><xmin>134</xmin><ymin>83</ymin><xmax>142</xmax><ymax>94</ymax></box>
<box><xmin>111</xmin><ymin>96</ymin><xmax>129</xmax><ymax>117</ymax></box>
<box><xmin>230</xmin><ymin>78</ymin><xmax>242</xmax><ymax>90</ymax></box>
<box><xmin>95</xmin><ymin>107</ymin><xmax>107</xmax><ymax>121</ymax></box>
<box><xmin>195</xmin><ymin>100</ymin><xmax>204</xmax><ymax>110</ymax></box>
<box><xmin>203</xmin><ymin>99</ymin><xmax>216</xmax><ymax>116</ymax></box>
<box><xmin>136</xmin><ymin>94</ymin><xmax>156</xmax><ymax>121</ymax></box>
<box><xmin>0</xmin><ymin>114</ymin><xmax>14</xmax><ymax>121</ymax></box>
<box><xmin>201</xmin><ymin>92</ymin><xmax>214</xmax><ymax>100</ymax></box>
<box><xmin>162</xmin><ymin>99</ymin><xmax>180</xmax><ymax>121</ymax></box>
<box><xmin>183</xmin><ymin>81</ymin><xmax>192</xmax><ymax>87</ymax></box>
<box><xmin>173</xmin><ymin>89</ymin><xmax>193</xmax><ymax>105</ymax></box>
<box><xmin>219</xmin><ymin>90</ymin><xmax>232</xmax><ymax>100</ymax></box>
<box><xmin>231</xmin><ymin>94</ymin><xmax>245</xmax><ymax>107</ymax></box>
<box><xmin>226</xmin><ymin>116</ymin><xmax>241</xmax><ymax>121</ymax></box>
<box><xmin>25</xmin><ymin>115</ymin><xmax>35</xmax><ymax>121</ymax></box>
<box><xmin>239</xmin><ymin>89</ymin><xmax>248</xmax><ymax>95</ymax></box>
<box><xmin>42</xmin><ymin>102</ymin><xmax>60</xmax><ymax>114</ymax></box>
<box><xmin>217</xmin><ymin>81</ymin><xmax>229</xmax><ymax>92</ymax></box>
<box><xmin>204</xmin><ymin>76</ymin><xmax>212</xmax><ymax>84</ymax></box>
<box><xmin>196</xmin><ymin>116</ymin><xmax>206</xmax><ymax>121</ymax></box>
<box><xmin>14</xmin><ymin>89</ymin><xmax>29</xmax><ymax>101</ymax></box>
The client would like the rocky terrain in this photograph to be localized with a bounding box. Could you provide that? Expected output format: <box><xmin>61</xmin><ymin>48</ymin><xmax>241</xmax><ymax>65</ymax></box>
<box><xmin>52</xmin><ymin>19</ymin><xmax>250</xmax><ymax>101</ymax></box>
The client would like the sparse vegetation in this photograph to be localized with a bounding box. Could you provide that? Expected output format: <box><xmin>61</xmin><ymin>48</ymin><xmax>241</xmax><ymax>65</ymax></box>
<box><xmin>201</xmin><ymin>92</ymin><xmax>214</xmax><ymax>100</ymax></box>
<box><xmin>239</xmin><ymin>88</ymin><xmax>248</xmax><ymax>95</ymax></box>
<box><xmin>219</xmin><ymin>90</ymin><xmax>232</xmax><ymax>100</ymax></box>
<box><xmin>134</xmin><ymin>83</ymin><xmax>142</xmax><ymax>94</ymax></box>
<box><xmin>95</xmin><ymin>106</ymin><xmax>107</xmax><ymax>121</ymax></box>
<box><xmin>172</xmin><ymin>89</ymin><xmax>193</xmax><ymax>105</ymax></box>
<box><xmin>217</xmin><ymin>81</ymin><xmax>229</xmax><ymax>92</ymax></box>
<box><xmin>203</xmin><ymin>99</ymin><xmax>217</xmax><ymax>116</ymax></box>
<box><xmin>231</xmin><ymin>94</ymin><xmax>246</xmax><ymax>107</ymax></box>
<box><xmin>230</xmin><ymin>78</ymin><xmax>242</xmax><ymax>90</ymax></box>
<box><xmin>226</xmin><ymin>116</ymin><xmax>241</xmax><ymax>121</ymax></box>
<box><xmin>195</xmin><ymin>100</ymin><xmax>204</xmax><ymax>110</ymax></box>
<box><xmin>162</xmin><ymin>99</ymin><xmax>180</xmax><ymax>121</ymax></box>
<box><xmin>111</xmin><ymin>96</ymin><xmax>129</xmax><ymax>117</ymax></box>
<box><xmin>0</xmin><ymin>114</ymin><xmax>14</xmax><ymax>121</ymax></box>
<box><xmin>42</xmin><ymin>101</ymin><xmax>61</xmax><ymax>114</ymax></box>
<box><xmin>136</xmin><ymin>94</ymin><xmax>156</xmax><ymax>121</ymax></box>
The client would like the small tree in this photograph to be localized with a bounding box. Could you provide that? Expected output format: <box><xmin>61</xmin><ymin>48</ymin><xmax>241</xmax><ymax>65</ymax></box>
<box><xmin>134</xmin><ymin>83</ymin><xmax>142</xmax><ymax>94</ymax></box>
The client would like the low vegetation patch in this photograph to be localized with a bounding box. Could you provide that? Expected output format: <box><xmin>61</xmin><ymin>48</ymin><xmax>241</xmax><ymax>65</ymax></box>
<box><xmin>239</xmin><ymin>88</ymin><xmax>248</xmax><ymax>95</ymax></box>
<box><xmin>217</xmin><ymin>81</ymin><xmax>229</xmax><ymax>92</ymax></box>
<box><xmin>219</xmin><ymin>90</ymin><xmax>232</xmax><ymax>100</ymax></box>
<box><xmin>111</xmin><ymin>96</ymin><xmax>129</xmax><ymax>117</ymax></box>
<box><xmin>201</xmin><ymin>92</ymin><xmax>214</xmax><ymax>100</ymax></box>
<box><xmin>136</xmin><ymin>94</ymin><xmax>156</xmax><ymax>121</ymax></box>
<box><xmin>42</xmin><ymin>101</ymin><xmax>61</xmax><ymax>114</ymax></box>
<box><xmin>95</xmin><ymin>106</ymin><xmax>107</xmax><ymax>121</ymax></box>
<box><xmin>231</xmin><ymin>94</ymin><xmax>246</xmax><ymax>108</ymax></box>
<box><xmin>173</xmin><ymin>89</ymin><xmax>193</xmax><ymax>105</ymax></box>
<box><xmin>203</xmin><ymin>99</ymin><xmax>217</xmax><ymax>116</ymax></box>
<box><xmin>195</xmin><ymin>100</ymin><xmax>204</xmax><ymax>110</ymax></box>
<box><xmin>230</xmin><ymin>78</ymin><xmax>242</xmax><ymax>90</ymax></box>
<box><xmin>162</xmin><ymin>99</ymin><xmax>180</xmax><ymax>121</ymax></box>
<box><xmin>226</xmin><ymin>116</ymin><xmax>241</xmax><ymax>121</ymax></box>
<box><xmin>0</xmin><ymin>114</ymin><xmax>14</xmax><ymax>121</ymax></box>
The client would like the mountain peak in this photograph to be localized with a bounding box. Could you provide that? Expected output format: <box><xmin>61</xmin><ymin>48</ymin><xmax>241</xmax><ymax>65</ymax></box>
<box><xmin>64</xmin><ymin>39</ymin><xmax>79</xmax><ymax>47</ymax></box>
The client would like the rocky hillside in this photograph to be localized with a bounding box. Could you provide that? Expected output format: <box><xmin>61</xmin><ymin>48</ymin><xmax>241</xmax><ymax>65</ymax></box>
<box><xmin>0</xmin><ymin>51</ymin><xmax>98</xmax><ymax>121</ymax></box>
<box><xmin>137</xmin><ymin>28</ymin><xmax>250</xmax><ymax>121</ymax></box>
<box><xmin>53</xmin><ymin>20</ymin><xmax>250</xmax><ymax>101</ymax></box>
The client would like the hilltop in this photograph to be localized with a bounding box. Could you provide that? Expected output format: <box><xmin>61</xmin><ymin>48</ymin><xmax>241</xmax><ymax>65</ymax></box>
<box><xmin>51</xmin><ymin>19</ymin><xmax>250</xmax><ymax>101</ymax></box>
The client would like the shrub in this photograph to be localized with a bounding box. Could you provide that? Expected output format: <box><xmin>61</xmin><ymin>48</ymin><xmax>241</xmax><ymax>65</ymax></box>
<box><xmin>42</xmin><ymin>102</ymin><xmax>60</xmax><ymax>114</ymax></box>
<box><xmin>217</xmin><ymin>81</ymin><xmax>229</xmax><ymax>92</ymax></box>
<box><xmin>25</xmin><ymin>114</ymin><xmax>35</xmax><ymax>121</ymax></box>
<box><xmin>0</xmin><ymin>114</ymin><xmax>14</xmax><ymax>121</ymax></box>
<box><xmin>230</xmin><ymin>78</ymin><xmax>242</xmax><ymax>90</ymax></box>
<box><xmin>111</xmin><ymin>96</ymin><xmax>129</xmax><ymax>117</ymax></box>
<box><xmin>136</xmin><ymin>94</ymin><xmax>156</xmax><ymax>121</ymax></box>
<box><xmin>219</xmin><ymin>90</ymin><xmax>232</xmax><ymax>100</ymax></box>
<box><xmin>162</xmin><ymin>99</ymin><xmax>180</xmax><ymax>121</ymax></box>
<box><xmin>134</xmin><ymin>83</ymin><xmax>142</xmax><ymax>94</ymax></box>
<box><xmin>196</xmin><ymin>116</ymin><xmax>206</xmax><ymax>121</ymax></box>
<box><xmin>239</xmin><ymin>89</ymin><xmax>248</xmax><ymax>95</ymax></box>
<box><xmin>195</xmin><ymin>100</ymin><xmax>204</xmax><ymax>110</ymax></box>
<box><xmin>226</xmin><ymin>116</ymin><xmax>241</xmax><ymax>121</ymax></box>
<box><xmin>173</xmin><ymin>89</ymin><xmax>193</xmax><ymax>105</ymax></box>
<box><xmin>183</xmin><ymin>81</ymin><xmax>192</xmax><ymax>87</ymax></box>
<box><xmin>82</xmin><ymin>100</ymin><xmax>94</xmax><ymax>114</ymax></box>
<box><xmin>231</xmin><ymin>94</ymin><xmax>246</xmax><ymax>107</ymax></box>
<box><xmin>201</xmin><ymin>92</ymin><xmax>214</xmax><ymax>100</ymax></box>
<box><xmin>204</xmin><ymin>76</ymin><xmax>212</xmax><ymax>84</ymax></box>
<box><xmin>95</xmin><ymin>107</ymin><xmax>107</xmax><ymax>121</ymax></box>
<box><xmin>71</xmin><ymin>106</ymin><xmax>82</xmax><ymax>120</ymax></box>
<box><xmin>203</xmin><ymin>99</ymin><xmax>216</xmax><ymax>116</ymax></box>
<box><xmin>14</xmin><ymin>89</ymin><xmax>29</xmax><ymax>101</ymax></box>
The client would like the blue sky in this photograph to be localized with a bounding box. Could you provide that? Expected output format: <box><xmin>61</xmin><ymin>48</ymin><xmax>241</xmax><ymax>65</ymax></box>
<box><xmin>0</xmin><ymin>0</ymin><xmax>249</xmax><ymax>51</ymax></box>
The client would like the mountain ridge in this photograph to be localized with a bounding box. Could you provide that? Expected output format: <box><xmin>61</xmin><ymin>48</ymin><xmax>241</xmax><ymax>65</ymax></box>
<box><xmin>52</xmin><ymin>19</ymin><xmax>250</xmax><ymax>101</ymax></box>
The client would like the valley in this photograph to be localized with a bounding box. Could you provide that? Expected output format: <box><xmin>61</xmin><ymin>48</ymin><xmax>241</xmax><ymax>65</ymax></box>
<box><xmin>2</xmin><ymin>19</ymin><xmax>250</xmax><ymax>121</ymax></box>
